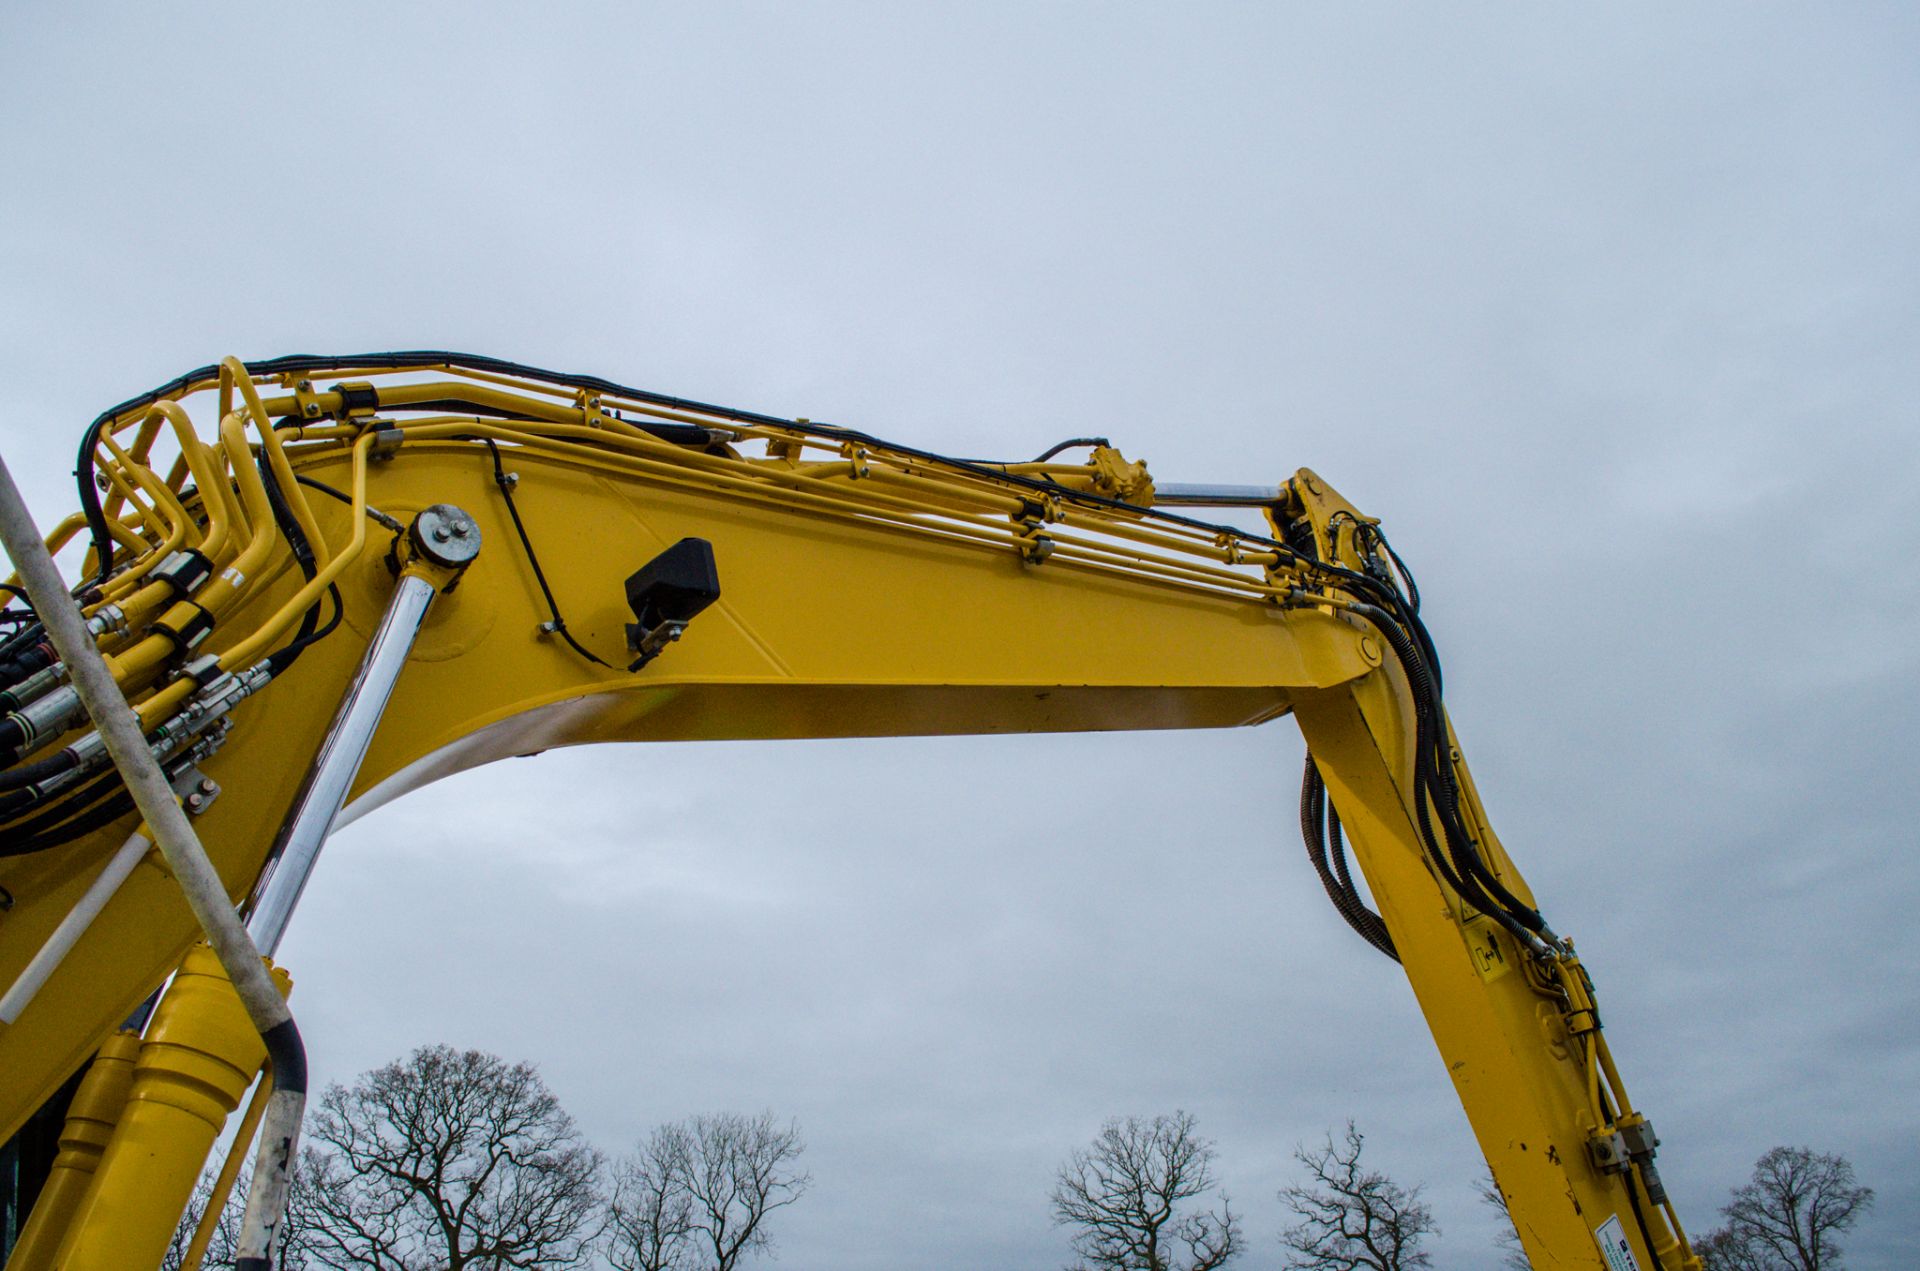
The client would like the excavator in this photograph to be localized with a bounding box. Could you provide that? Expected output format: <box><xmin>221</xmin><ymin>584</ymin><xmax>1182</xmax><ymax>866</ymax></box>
<box><xmin>0</xmin><ymin>353</ymin><xmax>1696</xmax><ymax>1269</ymax></box>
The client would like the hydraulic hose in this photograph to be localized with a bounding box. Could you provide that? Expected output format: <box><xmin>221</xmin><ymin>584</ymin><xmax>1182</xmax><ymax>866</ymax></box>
<box><xmin>1307</xmin><ymin>591</ymin><xmax>1547</xmax><ymax>943</ymax></box>
<box><xmin>1300</xmin><ymin>755</ymin><xmax>1398</xmax><ymax>960</ymax></box>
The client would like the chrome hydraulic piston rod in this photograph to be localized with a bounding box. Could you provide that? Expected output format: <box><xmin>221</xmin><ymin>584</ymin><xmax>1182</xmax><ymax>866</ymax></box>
<box><xmin>1153</xmin><ymin>482</ymin><xmax>1287</xmax><ymax>507</ymax></box>
<box><xmin>246</xmin><ymin>504</ymin><xmax>482</xmax><ymax>957</ymax></box>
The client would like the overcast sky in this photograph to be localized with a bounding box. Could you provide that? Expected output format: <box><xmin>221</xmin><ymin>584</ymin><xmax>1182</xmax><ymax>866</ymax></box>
<box><xmin>4</xmin><ymin>4</ymin><xmax>1917</xmax><ymax>1267</ymax></box>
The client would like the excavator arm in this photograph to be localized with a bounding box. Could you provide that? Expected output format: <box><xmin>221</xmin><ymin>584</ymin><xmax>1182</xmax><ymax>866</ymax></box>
<box><xmin>0</xmin><ymin>354</ymin><xmax>1693</xmax><ymax>1269</ymax></box>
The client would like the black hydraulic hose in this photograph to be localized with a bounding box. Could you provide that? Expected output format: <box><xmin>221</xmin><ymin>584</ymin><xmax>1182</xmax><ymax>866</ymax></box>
<box><xmin>250</xmin><ymin>452</ymin><xmax>352</xmax><ymax>682</ymax></box>
<box><xmin>1340</xmin><ymin>598</ymin><xmax>1545</xmax><ymax>938</ymax></box>
<box><xmin>0</xmin><ymin>764</ymin><xmax>120</xmax><ymax>834</ymax></box>
<box><xmin>1404</xmin><ymin>679</ymin><xmax>1536</xmax><ymax>936</ymax></box>
<box><xmin>263</xmin><ymin>585</ymin><xmax>344</xmax><ymax>679</ymax></box>
<box><xmin>1031</xmin><ymin>436</ymin><xmax>1111</xmax><ymax>463</ymax></box>
<box><xmin>1299</xmin><ymin>756</ymin><xmax>1398</xmax><ymax>961</ymax></box>
<box><xmin>1325</xmin><ymin>801</ymin><xmax>1372</xmax><ymax>933</ymax></box>
<box><xmin>257</xmin><ymin>455</ymin><xmax>314</xmax><ymax>576</ymax></box>
<box><xmin>0</xmin><ymin>638</ymin><xmax>54</xmax><ymax>691</ymax></box>
<box><xmin>1624</xmin><ymin>1174</ymin><xmax>1668</xmax><ymax>1271</ymax></box>
<box><xmin>1378</xmin><ymin>536</ymin><xmax>1421</xmax><ymax>615</ymax></box>
<box><xmin>0</xmin><ymin>777</ymin><xmax>135</xmax><ymax>857</ymax></box>
<box><xmin>0</xmin><ymin>750</ymin><xmax>78</xmax><ymax>794</ymax></box>
<box><xmin>0</xmin><ymin>615</ymin><xmax>48</xmax><ymax>659</ymax></box>
<box><xmin>74</xmin><ymin>418</ymin><xmax>114</xmax><ymax>586</ymax></box>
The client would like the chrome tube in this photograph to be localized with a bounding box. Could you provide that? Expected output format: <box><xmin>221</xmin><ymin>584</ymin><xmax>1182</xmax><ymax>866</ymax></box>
<box><xmin>1153</xmin><ymin>482</ymin><xmax>1285</xmax><ymax>506</ymax></box>
<box><xmin>245</xmin><ymin>571</ymin><xmax>437</xmax><ymax>956</ymax></box>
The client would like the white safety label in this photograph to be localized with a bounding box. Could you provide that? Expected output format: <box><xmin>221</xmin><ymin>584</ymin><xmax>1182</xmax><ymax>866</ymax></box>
<box><xmin>1594</xmin><ymin>1215</ymin><xmax>1643</xmax><ymax>1271</ymax></box>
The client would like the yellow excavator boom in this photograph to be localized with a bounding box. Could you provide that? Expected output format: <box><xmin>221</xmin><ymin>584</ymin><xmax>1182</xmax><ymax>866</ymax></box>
<box><xmin>0</xmin><ymin>354</ymin><xmax>1693</xmax><ymax>1269</ymax></box>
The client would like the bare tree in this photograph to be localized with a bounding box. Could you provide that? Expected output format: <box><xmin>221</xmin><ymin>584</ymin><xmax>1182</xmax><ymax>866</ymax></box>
<box><xmin>1051</xmin><ymin>1111</ymin><xmax>1238</xmax><ymax>1271</ymax></box>
<box><xmin>1697</xmin><ymin>1147</ymin><xmax>1873</xmax><ymax>1271</ymax></box>
<box><xmin>1695</xmin><ymin>1225</ymin><xmax>1771</xmax><ymax>1271</ymax></box>
<box><xmin>300</xmin><ymin>1044</ymin><xmax>603</xmax><ymax>1270</ymax></box>
<box><xmin>1476</xmin><ymin>1170</ymin><xmax>1528</xmax><ymax>1271</ymax></box>
<box><xmin>1279</xmin><ymin>1122</ymin><xmax>1434</xmax><ymax>1271</ymax></box>
<box><xmin>606</xmin><ymin>1112</ymin><xmax>808</xmax><ymax>1271</ymax></box>
<box><xmin>605</xmin><ymin>1123</ymin><xmax>697</xmax><ymax>1271</ymax></box>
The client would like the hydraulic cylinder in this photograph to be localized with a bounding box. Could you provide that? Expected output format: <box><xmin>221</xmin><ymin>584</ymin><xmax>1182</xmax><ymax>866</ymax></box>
<box><xmin>2</xmin><ymin>1031</ymin><xmax>141</xmax><ymax>1271</ymax></box>
<box><xmin>50</xmin><ymin>946</ymin><xmax>289</xmax><ymax>1271</ymax></box>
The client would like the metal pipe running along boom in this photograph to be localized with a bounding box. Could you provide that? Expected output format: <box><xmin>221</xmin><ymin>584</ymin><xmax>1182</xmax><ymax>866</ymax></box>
<box><xmin>0</xmin><ymin>352</ymin><xmax>1697</xmax><ymax>1271</ymax></box>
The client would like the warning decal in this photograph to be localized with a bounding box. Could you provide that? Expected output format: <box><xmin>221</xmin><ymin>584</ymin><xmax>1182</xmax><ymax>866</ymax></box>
<box><xmin>1594</xmin><ymin>1215</ymin><xmax>1643</xmax><ymax>1271</ymax></box>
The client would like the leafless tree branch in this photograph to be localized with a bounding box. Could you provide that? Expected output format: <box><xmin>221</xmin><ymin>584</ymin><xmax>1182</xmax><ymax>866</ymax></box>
<box><xmin>1051</xmin><ymin>1111</ymin><xmax>1239</xmax><ymax>1271</ymax></box>
<box><xmin>606</xmin><ymin>1111</ymin><xmax>808</xmax><ymax>1271</ymax></box>
<box><xmin>1698</xmin><ymin>1146</ymin><xmax>1873</xmax><ymax>1271</ymax></box>
<box><xmin>299</xmin><ymin>1044</ymin><xmax>603</xmax><ymax>1271</ymax></box>
<box><xmin>1278</xmin><ymin>1121</ymin><xmax>1434</xmax><ymax>1271</ymax></box>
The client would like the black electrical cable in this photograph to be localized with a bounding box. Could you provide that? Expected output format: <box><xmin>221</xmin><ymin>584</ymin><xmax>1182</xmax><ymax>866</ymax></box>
<box><xmin>476</xmin><ymin>438</ymin><xmax>616</xmax><ymax>671</ymax></box>
<box><xmin>292</xmin><ymin>475</ymin><xmax>404</xmax><ymax>532</ymax></box>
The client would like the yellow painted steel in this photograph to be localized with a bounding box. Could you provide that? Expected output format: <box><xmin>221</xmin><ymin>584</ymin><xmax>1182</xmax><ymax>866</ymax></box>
<box><xmin>0</xmin><ymin>356</ymin><xmax>1695</xmax><ymax>1270</ymax></box>
<box><xmin>50</xmin><ymin>947</ymin><xmax>287</xmax><ymax>1271</ymax></box>
<box><xmin>2</xmin><ymin>1032</ymin><xmax>139</xmax><ymax>1271</ymax></box>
